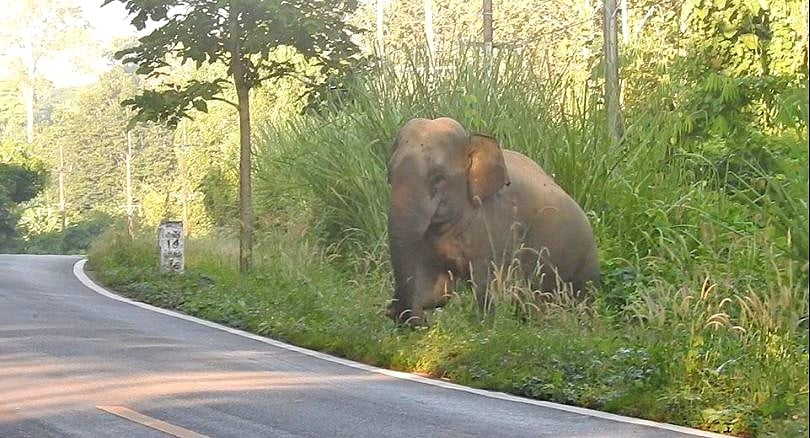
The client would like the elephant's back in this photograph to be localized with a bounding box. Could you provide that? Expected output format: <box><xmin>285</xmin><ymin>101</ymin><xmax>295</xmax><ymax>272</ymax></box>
<box><xmin>501</xmin><ymin>149</ymin><xmax>588</xmax><ymax>227</ymax></box>
<box><xmin>501</xmin><ymin>150</ymin><xmax>564</xmax><ymax>199</ymax></box>
<box><xmin>499</xmin><ymin>149</ymin><xmax>599</xmax><ymax>287</ymax></box>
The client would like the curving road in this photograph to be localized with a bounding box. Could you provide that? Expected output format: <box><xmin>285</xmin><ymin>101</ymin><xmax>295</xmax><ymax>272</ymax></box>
<box><xmin>0</xmin><ymin>255</ymin><xmax>728</xmax><ymax>438</ymax></box>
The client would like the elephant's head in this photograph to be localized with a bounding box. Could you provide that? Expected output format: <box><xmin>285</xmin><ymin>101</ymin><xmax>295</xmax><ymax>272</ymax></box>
<box><xmin>385</xmin><ymin>117</ymin><xmax>509</xmax><ymax>325</ymax></box>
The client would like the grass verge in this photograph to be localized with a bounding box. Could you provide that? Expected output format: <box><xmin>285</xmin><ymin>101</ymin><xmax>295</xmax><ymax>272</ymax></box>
<box><xmin>88</xmin><ymin>225</ymin><xmax>808</xmax><ymax>437</ymax></box>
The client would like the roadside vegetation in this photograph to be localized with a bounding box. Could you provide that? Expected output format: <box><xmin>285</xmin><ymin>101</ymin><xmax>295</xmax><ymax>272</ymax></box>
<box><xmin>90</xmin><ymin>45</ymin><xmax>808</xmax><ymax>436</ymax></box>
<box><xmin>2</xmin><ymin>0</ymin><xmax>807</xmax><ymax>436</ymax></box>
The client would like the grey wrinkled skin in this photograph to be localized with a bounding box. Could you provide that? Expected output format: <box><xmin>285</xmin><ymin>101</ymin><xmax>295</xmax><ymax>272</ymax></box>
<box><xmin>385</xmin><ymin>117</ymin><xmax>600</xmax><ymax>326</ymax></box>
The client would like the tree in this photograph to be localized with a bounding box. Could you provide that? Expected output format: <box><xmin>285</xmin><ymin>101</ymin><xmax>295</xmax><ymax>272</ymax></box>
<box><xmin>0</xmin><ymin>0</ymin><xmax>89</xmax><ymax>143</ymax></box>
<box><xmin>0</xmin><ymin>162</ymin><xmax>46</xmax><ymax>252</ymax></box>
<box><xmin>620</xmin><ymin>0</ymin><xmax>807</xmax><ymax>146</ymax></box>
<box><xmin>107</xmin><ymin>0</ymin><xmax>363</xmax><ymax>272</ymax></box>
<box><xmin>43</xmin><ymin>66</ymin><xmax>175</xmax><ymax>229</ymax></box>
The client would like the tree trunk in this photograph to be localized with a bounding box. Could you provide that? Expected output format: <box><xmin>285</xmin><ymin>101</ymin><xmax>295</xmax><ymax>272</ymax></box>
<box><xmin>603</xmin><ymin>0</ymin><xmax>623</xmax><ymax>147</ymax></box>
<box><xmin>231</xmin><ymin>10</ymin><xmax>253</xmax><ymax>273</ymax></box>
<box><xmin>235</xmin><ymin>82</ymin><xmax>252</xmax><ymax>273</ymax></box>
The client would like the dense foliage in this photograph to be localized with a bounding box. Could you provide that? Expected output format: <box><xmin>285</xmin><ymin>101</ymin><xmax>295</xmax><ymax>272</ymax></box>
<box><xmin>108</xmin><ymin>0</ymin><xmax>363</xmax><ymax>128</ymax></box>
<box><xmin>0</xmin><ymin>161</ymin><xmax>46</xmax><ymax>251</ymax></box>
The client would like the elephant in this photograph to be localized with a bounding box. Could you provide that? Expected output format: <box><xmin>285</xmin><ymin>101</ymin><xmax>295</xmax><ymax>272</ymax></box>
<box><xmin>385</xmin><ymin>117</ymin><xmax>600</xmax><ymax>326</ymax></box>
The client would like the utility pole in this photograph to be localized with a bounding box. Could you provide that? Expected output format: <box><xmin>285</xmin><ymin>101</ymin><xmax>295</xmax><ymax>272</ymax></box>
<box><xmin>124</xmin><ymin>131</ymin><xmax>135</xmax><ymax>238</ymax></box>
<box><xmin>424</xmin><ymin>0</ymin><xmax>436</xmax><ymax>71</ymax></box>
<box><xmin>174</xmin><ymin>149</ymin><xmax>190</xmax><ymax>238</ymax></box>
<box><xmin>179</xmin><ymin>122</ymin><xmax>190</xmax><ymax>238</ymax></box>
<box><xmin>376</xmin><ymin>0</ymin><xmax>385</xmax><ymax>59</ymax></box>
<box><xmin>603</xmin><ymin>0</ymin><xmax>623</xmax><ymax>147</ymax></box>
<box><xmin>483</xmin><ymin>0</ymin><xmax>493</xmax><ymax>59</ymax></box>
<box><xmin>57</xmin><ymin>143</ymin><xmax>66</xmax><ymax>232</ymax></box>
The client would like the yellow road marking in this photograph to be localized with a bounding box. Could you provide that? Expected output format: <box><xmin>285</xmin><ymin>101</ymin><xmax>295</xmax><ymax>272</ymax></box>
<box><xmin>97</xmin><ymin>405</ymin><xmax>209</xmax><ymax>438</ymax></box>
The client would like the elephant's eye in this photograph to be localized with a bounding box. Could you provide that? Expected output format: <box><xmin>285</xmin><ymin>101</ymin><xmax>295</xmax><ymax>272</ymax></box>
<box><xmin>429</xmin><ymin>174</ymin><xmax>446</xmax><ymax>197</ymax></box>
<box><xmin>430</xmin><ymin>174</ymin><xmax>447</xmax><ymax>189</ymax></box>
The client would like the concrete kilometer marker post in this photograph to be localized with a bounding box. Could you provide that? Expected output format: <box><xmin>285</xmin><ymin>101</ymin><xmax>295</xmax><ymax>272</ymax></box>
<box><xmin>158</xmin><ymin>220</ymin><xmax>184</xmax><ymax>273</ymax></box>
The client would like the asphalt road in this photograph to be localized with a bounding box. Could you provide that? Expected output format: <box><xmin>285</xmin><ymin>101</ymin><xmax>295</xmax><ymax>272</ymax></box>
<box><xmin>0</xmin><ymin>255</ymin><xmax>727</xmax><ymax>438</ymax></box>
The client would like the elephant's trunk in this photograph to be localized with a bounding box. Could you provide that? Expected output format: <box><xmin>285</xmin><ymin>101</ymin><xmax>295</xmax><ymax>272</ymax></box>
<box><xmin>386</xmin><ymin>183</ymin><xmax>438</xmax><ymax>325</ymax></box>
<box><xmin>388</xmin><ymin>182</ymin><xmax>437</xmax><ymax>242</ymax></box>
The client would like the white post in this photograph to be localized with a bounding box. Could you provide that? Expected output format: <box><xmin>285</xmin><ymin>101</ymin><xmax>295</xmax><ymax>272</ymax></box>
<box><xmin>158</xmin><ymin>221</ymin><xmax>184</xmax><ymax>273</ymax></box>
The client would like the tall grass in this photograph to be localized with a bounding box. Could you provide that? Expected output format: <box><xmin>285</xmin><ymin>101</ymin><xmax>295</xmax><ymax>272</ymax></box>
<box><xmin>257</xmin><ymin>47</ymin><xmax>806</xmax><ymax>290</ymax></box>
<box><xmin>256</xmin><ymin>48</ymin><xmax>628</xmax><ymax>255</ymax></box>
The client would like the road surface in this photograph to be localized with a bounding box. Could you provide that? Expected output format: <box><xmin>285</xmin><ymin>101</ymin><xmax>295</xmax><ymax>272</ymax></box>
<box><xmin>0</xmin><ymin>255</ymin><xmax>727</xmax><ymax>438</ymax></box>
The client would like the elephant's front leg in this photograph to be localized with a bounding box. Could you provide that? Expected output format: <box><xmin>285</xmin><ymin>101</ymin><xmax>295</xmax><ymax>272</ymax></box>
<box><xmin>403</xmin><ymin>264</ymin><xmax>453</xmax><ymax>324</ymax></box>
<box><xmin>421</xmin><ymin>270</ymin><xmax>454</xmax><ymax>310</ymax></box>
<box><xmin>387</xmin><ymin>247</ymin><xmax>449</xmax><ymax>326</ymax></box>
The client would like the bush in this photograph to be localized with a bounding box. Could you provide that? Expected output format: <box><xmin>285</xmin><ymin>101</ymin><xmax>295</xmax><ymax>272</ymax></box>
<box><xmin>25</xmin><ymin>212</ymin><xmax>116</xmax><ymax>255</ymax></box>
<box><xmin>0</xmin><ymin>162</ymin><xmax>47</xmax><ymax>252</ymax></box>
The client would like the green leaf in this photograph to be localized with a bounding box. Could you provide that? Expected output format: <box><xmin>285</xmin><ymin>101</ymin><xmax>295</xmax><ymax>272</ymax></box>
<box><xmin>743</xmin><ymin>0</ymin><xmax>761</xmax><ymax>14</ymax></box>
<box><xmin>710</xmin><ymin>114</ymin><xmax>729</xmax><ymax>135</ymax></box>
<box><xmin>192</xmin><ymin>99</ymin><xmax>208</xmax><ymax>113</ymax></box>
<box><xmin>721</xmin><ymin>23</ymin><xmax>737</xmax><ymax>39</ymax></box>
<box><xmin>739</xmin><ymin>33</ymin><xmax>759</xmax><ymax>50</ymax></box>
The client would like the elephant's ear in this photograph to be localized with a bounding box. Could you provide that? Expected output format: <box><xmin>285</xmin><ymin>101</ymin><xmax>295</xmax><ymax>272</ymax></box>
<box><xmin>388</xmin><ymin>134</ymin><xmax>400</xmax><ymax>160</ymax></box>
<box><xmin>467</xmin><ymin>134</ymin><xmax>510</xmax><ymax>203</ymax></box>
<box><xmin>387</xmin><ymin>135</ymin><xmax>400</xmax><ymax>184</ymax></box>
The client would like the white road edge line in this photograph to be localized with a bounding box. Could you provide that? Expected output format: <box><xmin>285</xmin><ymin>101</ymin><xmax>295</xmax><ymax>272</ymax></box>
<box><xmin>73</xmin><ymin>258</ymin><xmax>731</xmax><ymax>438</ymax></box>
